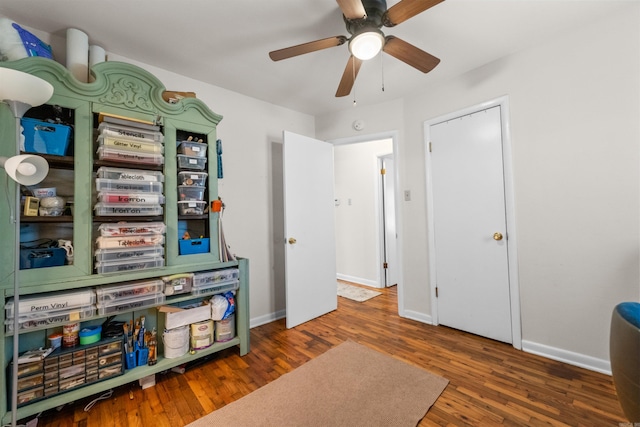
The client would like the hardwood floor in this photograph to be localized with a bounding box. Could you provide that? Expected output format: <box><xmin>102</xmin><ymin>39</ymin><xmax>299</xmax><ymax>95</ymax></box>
<box><xmin>32</xmin><ymin>284</ymin><xmax>626</xmax><ymax>426</ymax></box>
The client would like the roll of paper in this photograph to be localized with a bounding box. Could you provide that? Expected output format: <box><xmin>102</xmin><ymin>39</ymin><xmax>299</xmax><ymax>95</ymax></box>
<box><xmin>89</xmin><ymin>45</ymin><xmax>105</xmax><ymax>67</ymax></box>
<box><xmin>66</xmin><ymin>28</ymin><xmax>89</xmax><ymax>82</ymax></box>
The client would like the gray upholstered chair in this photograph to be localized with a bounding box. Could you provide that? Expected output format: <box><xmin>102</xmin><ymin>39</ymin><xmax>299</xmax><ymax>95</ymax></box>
<box><xmin>610</xmin><ymin>302</ymin><xmax>640</xmax><ymax>422</ymax></box>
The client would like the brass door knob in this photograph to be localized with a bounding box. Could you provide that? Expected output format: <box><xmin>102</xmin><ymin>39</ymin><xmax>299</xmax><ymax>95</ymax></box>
<box><xmin>288</xmin><ymin>237</ymin><xmax>297</xmax><ymax>244</ymax></box>
<box><xmin>493</xmin><ymin>232</ymin><xmax>503</xmax><ymax>241</ymax></box>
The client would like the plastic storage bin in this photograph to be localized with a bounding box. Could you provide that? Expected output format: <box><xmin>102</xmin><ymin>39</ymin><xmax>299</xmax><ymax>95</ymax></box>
<box><xmin>178</xmin><ymin>141</ymin><xmax>207</xmax><ymax>157</ymax></box>
<box><xmin>96</xmin><ymin>279</ymin><xmax>164</xmax><ymax>302</ymax></box>
<box><xmin>177</xmin><ymin>154</ymin><xmax>206</xmax><ymax>170</ymax></box>
<box><xmin>95</xmin><ymin>235</ymin><xmax>165</xmax><ymax>249</ymax></box>
<box><xmin>178</xmin><ymin>186</ymin><xmax>205</xmax><ymax>201</ymax></box>
<box><xmin>5</xmin><ymin>306</ymin><xmax>95</xmax><ymax>332</ymax></box>
<box><xmin>5</xmin><ymin>289</ymin><xmax>96</xmax><ymax>318</ymax></box>
<box><xmin>94</xmin><ymin>246</ymin><xmax>164</xmax><ymax>262</ymax></box>
<box><xmin>97</xmin><ymin>192</ymin><xmax>165</xmax><ymax>204</ymax></box>
<box><xmin>178</xmin><ymin>171</ymin><xmax>207</xmax><ymax>186</ymax></box>
<box><xmin>21</xmin><ymin>118</ymin><xmax>71</xmax><ymax>156</ymax></box>
<box><xmin>98</xmin><ymin>222</ymin><xmax>166</xmax><ymax>236</ymax></box>
<box><xmin>96</xmin><ymin>293</ymin><xmax>165</xmax><ymax>315</ymax></box>
<box><xmin>95</xmin><ymin>257</ymin><xmax>165</xmax><ymax>274</ymax></box>
<box><xmin>98</xmin><ymin>122</ymin><xmax>164</xmax><ymax>143</ymax></box>
<box><xmin>193</xmin><ymin>268</ymin><xmax>240</xmax><ymax>287</ymax></box>
<box><xmin>162</xmin><ymin>273</ymin><xmax>194</xmax><ymax>296</ymax></box>
<box><xmin>95</xmin><ymin>178</ymin><xmax>163</xmax><ymax>193</ymax></box>
<box><xmin>192</xmin><ymin>280</ymin><xmax>239</xmax><ymax>296</ymax></box>
<box><xmin>97</xmin><ymin>147</ymin><xmax>164</xmax><ymax>165</ymax></box>
<box><xmin>19</xmin><ymin>247</ymin><xmax>66</xmax><ymax>269</ymax></box>
<box><xmin>97</xmin><ymin>167</ymin><xmax>164</xmax><ymax>182</ymax></box>
<box><xmin>94</xmin><ymin>203</ymin><xmax>163</xmax><ymax>216</ymax></box>
<box><xmin>179</xmin><ymin>238</ymin><xmax>210</xmax><ymax>255</ymax></box>
<box><xmin>177</xmin><ymin>201</ymin><xmax>206</xmax><ymax>215</ymax></box>
<box><xmin>98</xmin><ymin>135</ymin><xmax>164</xmax><ymax>154</ymax></box>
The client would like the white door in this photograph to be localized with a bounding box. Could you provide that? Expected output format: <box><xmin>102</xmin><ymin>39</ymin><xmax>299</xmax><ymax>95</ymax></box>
<box><xmin>381</xmin><ymin>156</ymin><xmax>398</xmax><ymax>287</ymax></box>
<box><xmin>283</xmin><ymin>131</ymin><xmax>337</xmax><ymax>328</ymax></box>
<box><xmin>429</xmin><ymin>106</ymin><xmax>512</xmax><ymax>343</ymax></box>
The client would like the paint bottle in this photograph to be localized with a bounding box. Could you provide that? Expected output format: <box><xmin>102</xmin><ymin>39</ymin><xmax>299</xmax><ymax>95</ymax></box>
<box><xmin>62</xmin><ymin>322</ymin><xmax>79</xmax><ymax>348</ymax></box>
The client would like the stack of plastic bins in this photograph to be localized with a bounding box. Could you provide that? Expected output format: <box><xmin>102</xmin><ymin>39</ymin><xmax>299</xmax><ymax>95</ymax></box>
<box><xmin>96</xmin><ymin>120</ymin><xmax>164</xmax><ymax>166</ymax></box>
<box><xmin>191</xmin><ymin>268</ymin><xmax>240</xmax><ymax>296</ymax></box>
<box><xmin>94</xmin><ymin>222</ymin><xmax>166</xmax><ymax>274</ymax></box>
<box><xmin>95</xmin><ymin>280</ymin><xmax>165</xmax><ymax>320</ymax></box>
<box><xmin>4</xmin><ymin>289</ymin><xmax>96</xmax><ymax>333</ymax></box>
<box><xmin>178</xmin><ymin>137</ymin><xmax>210</xmax><ymax>255</ymax></box>
<box><xmin>177</xmin><ymin>140</ymin><xmax>208</xmax><ymax>218</ymax></box>
<box><xmin>94</xmin><ymin>167</ymin><xmax>165</xmax><ymax>218</ymax></box>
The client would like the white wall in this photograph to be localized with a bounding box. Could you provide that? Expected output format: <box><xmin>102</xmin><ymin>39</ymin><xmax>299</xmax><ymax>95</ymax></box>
<box><xmin>317</xmin><ymin>4</ymin><xmax>640</xmax><ymax>371</ymax></box>
<box><xmin>334</xmin><ymin>139</ymin><xmax>392</xmax><ymax>286</ymax></box>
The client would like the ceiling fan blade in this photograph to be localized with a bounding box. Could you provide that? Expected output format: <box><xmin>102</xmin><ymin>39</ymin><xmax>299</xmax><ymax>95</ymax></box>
<box><xmin>335</xmin><ymin>56</ymin><xmax>363</xmax><ymax>97</ymax></box>
<box><xmin>383</xmin><ymin>36</ymin><xmax>440</xmax><ymax>73</ymax></box>
<box><xmin>336</xmin><ymin>0</ymin><xmax>367</xmax><ymax>20</ymax></box>
<box><xmin>269</xmin><ymin>36</ymin><xmax>348</xmax><ymax>61</ymax></box>
<box><xmin>383</xmin><ymin>0</ymin><xmax>445</xmax><ymax>27</ymax></box>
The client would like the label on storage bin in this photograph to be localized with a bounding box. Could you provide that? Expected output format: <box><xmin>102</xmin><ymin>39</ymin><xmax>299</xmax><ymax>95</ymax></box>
<box><xmin>94</xmin><ymin>203</ymin><xmax>163</xmax><ymax>216</ymax></box>
<box><xmin>96</xmin><ymin>235</ymin><xmax>164</xmax><ymax>248</ymax></box>
<box><xmin>99</xmin><ymin>192</ymin><xmax>165</xmax><ymax>204</ymax></box>
<box><xmin>98</xmin><ymin>222</ymin><xmax>166</xmax><ymax>236</ymax></box>
<box><xmin>100</xmin><ymin>136</ymin><xmax>164</xmax><ymax>154</ymax></box>
<box><xmin>97</xmin><ymin>167</ymin><xmax>164</xmax><ymax>182</ymax></box>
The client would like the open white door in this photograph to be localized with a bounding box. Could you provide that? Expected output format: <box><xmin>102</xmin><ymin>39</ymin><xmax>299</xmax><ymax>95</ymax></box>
<box><xmin>283</xmin><ymin>131</ymin><xmax>337</xmax><ymax>328</ymax></box>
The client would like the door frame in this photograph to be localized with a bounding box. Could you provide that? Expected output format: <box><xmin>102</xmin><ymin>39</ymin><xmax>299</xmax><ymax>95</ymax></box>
<box><xmin>330</xmin><ymin>131</ymin><xmax>404</xmax><ymax>313</ymax></box>
<box><xmin>424</xmin><ymin>96</ymin><xmax>522</xmax><ymax>349</ymax></box>
<box><xmin>378</xmin><ymin>154</ymin><xmax>397</xmax><ymax>287</ymax></box>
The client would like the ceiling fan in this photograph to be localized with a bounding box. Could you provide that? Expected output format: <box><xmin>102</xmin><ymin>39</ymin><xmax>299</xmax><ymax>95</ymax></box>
<box><xmin>269</xmin><ymin>0</ymin><xmax>444</xmax><ymax>97</ymax></box>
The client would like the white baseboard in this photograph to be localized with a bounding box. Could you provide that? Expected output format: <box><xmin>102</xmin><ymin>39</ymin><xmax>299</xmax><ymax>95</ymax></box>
<box><xmin>400</xmin><ymin>309</ymin><xmax>433</xmax><ymax>325</ymax></box>
<box><xmin>337</xmin><ymin>273</ymin><xmax>381</xmax><ymax>288</ymax></box>
<box><xmin>521</xmin><ymin>340</ymin><xmax>611</xmax><ymax>375</ymax></box>
<box><xmin>250</xmin><ymin>309</ymin><xmax>286</xmax><ymax>329</ymax></box>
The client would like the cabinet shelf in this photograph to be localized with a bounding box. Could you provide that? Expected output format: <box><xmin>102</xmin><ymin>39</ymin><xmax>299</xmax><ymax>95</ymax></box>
<box><xmin>178</xmin><ymin>214</ymin><xmax>209</xmax><ymax>221</ymax></box>
<box><xmin>20</xmin><ymin>215</ymin><xmax>73</xmax><ymax>223</ymax></box>
<box><xmin>3</xmin><ymin>337</ymin><xmax>240</xmax><ymax>424</ymax></box>
<box><xmin>5</xmin><ymin>284</ymin><xmax>233</xmax><ymax>337</ymax></box>
<box><xmin>20</xmin><ymin>153</ymin><xmax>75</xmax><ymax>169</ymax></box>
<box><xmin>94</xmin><ymin>159</ymin><xmax>164</xmax><ymax>172</ymax></box>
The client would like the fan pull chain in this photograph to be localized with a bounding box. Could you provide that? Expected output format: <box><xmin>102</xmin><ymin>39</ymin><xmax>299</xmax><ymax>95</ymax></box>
<box><xmin>380</xmin><ymin>53</ymin><xmax>385</xmax><ymax>92</ymax></box>
<box><xmin>352</xmin><ymin>56</ymin><xmax>357</xmax><ymax>107</ymax></box>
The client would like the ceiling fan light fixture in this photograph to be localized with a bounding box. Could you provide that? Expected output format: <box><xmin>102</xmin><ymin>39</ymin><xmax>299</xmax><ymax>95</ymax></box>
<box><xmin>349</xmin><ymin>30</ymin><xmax>384</xmax><ymax>60</ymax></box>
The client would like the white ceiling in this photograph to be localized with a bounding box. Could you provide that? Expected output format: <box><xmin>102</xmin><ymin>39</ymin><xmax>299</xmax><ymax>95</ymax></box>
<box><xmin>0</xmin><ymin>0</ymin><xmax>633</xmax><ymax>116</ymax></box>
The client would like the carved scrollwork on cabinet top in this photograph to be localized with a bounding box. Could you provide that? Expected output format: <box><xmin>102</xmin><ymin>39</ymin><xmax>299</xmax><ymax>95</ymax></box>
<box><xmin>0</xmin><ymin>58</ymin><xmax>222</xmax><ymax>125</ymax></box>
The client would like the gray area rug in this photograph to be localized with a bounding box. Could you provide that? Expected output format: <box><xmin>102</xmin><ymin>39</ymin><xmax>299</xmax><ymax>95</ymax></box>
<box><xmin>337</xmin><ymin>282</ymin><xmax>382</xmax><ymax>302</ymax></box>
<box><xmin>186</xmin><ymin>340</ymin><xmax>448</xmax><ymax>427</ymax></box>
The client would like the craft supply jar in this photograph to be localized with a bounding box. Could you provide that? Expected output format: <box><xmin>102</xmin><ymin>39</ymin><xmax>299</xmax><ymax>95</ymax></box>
<box><xmin>62</xmin><ymin>322</ymin><xmax>79</xmax><ymax>348</ymax></box>
<box><xmin>48</xmin><ymin>333</ymin><xmax>62</xmax><ymax>350</ymax></box>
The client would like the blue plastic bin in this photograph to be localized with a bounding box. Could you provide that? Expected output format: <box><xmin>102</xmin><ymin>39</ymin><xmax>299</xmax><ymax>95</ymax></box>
<box><xmin>21</xmin><ymin>118</ymin><xmax>71</xmax><ymax>156</ymax></box>
<box><xmin>179</xmin><ymin>238</ymin><xmax>210</xmax><ymax>255</ymax></box>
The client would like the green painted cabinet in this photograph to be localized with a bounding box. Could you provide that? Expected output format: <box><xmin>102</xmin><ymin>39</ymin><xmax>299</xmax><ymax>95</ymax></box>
<box><xmin>0</xmin><ymin>58</ymin><xmax>249</xmax><ymax>424</ymax></box>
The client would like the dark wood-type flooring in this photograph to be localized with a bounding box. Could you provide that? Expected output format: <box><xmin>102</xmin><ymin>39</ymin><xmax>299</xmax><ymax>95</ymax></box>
<box><xmin>30</xmin><ymin>283</ymin><xmax>627</xmax><ymax>426</ymax></box>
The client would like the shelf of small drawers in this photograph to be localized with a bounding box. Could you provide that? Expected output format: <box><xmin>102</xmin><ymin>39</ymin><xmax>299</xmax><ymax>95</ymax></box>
<box><xmin>13</xmin><ymin>337</ymin><xmax>124</xmax><ymax>407</ymax></box>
